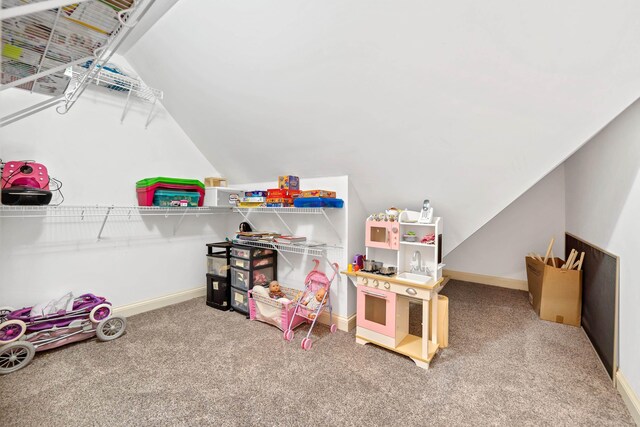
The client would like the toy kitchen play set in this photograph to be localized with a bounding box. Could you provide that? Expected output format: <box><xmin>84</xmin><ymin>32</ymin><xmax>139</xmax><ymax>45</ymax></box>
<box><xmin>343</xmin><ymin>201</ymin><xmax>448</xmax><ymax>369</ymax></box>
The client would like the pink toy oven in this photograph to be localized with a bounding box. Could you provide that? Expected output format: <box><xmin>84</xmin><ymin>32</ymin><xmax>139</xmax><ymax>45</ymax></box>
<box><xmin>1</xmin><ymin>161</ymin><xmax>50</xmax><ymax>190</ymax></box>
<box><xmin>356</xmin><ymin>286</ymin><xmax>396</xmax><ymax>337</ymax></box>
<box><xmin>365</xmin><ymin>220</ymin><xmax>400</xmax><ymax>250</ymax></box>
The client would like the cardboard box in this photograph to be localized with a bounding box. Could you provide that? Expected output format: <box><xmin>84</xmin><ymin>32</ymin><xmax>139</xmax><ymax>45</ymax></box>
<box><xmin>267</xmin><ymin>188</ymin><xmax>300</xmax><ymax>198</ymax></box>
<box><xmin>204</xmin><ymin>177</ymin><xmax>227</xmax><ymax>187</ymax></box>
<box><xmin>301</xmin><ymin>190</ymin><xmax>336</xmax><ymax>198</ymax></box>
<box><xmin>278</xmin><ymin>176</ymin><xmax>299</xmax><ymax>190</ymax></box>
<box><xmin>525</xmin><ymin>256</ymin><xmax>582</xmax><ymax>326</ymax></box>
<box><xmin>266</xmin><ymin>197</ymin><xmax>293</xmax><ymax>204</ymax></box>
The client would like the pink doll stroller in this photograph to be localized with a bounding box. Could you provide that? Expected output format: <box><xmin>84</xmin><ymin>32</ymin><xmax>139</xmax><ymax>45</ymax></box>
<box><xmin>283</xmin><ymin>259</ymin><xmax>339</xmax><ymax>350</ymax></box>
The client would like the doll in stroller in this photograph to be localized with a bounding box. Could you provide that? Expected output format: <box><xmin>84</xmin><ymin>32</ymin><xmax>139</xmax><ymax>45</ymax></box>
<box><xmin>0</xmin><ymin>293</ymin><xmax>126</xmax><ymax>374</ymax></box>
<box><xmin>283</xmin><ymin>259</ymin><xmax>339</xmax><ymax>350</ymax></box>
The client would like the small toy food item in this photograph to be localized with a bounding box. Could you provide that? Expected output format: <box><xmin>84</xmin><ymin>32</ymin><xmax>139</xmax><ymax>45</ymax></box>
<box><xmin>268</xmin><ymin>281</ymin><xmax>286</xmax><ymax>299</ymax></box>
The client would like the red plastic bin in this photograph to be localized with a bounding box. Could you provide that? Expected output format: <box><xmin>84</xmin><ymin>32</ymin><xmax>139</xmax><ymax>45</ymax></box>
<box><xmin>137</xmin><ymin>183</ymin><xmax>205</xmax><ymax>207</ymax></box>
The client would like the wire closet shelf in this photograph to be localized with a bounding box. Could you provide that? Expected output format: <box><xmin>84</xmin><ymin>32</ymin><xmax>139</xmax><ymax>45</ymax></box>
<box><xmin>0</xmin><ymin>205</ymin><xmax>233</xmax><ymax>218</ymax></box>
<box><xmin>1</xmin><ymin>0</ymin><xmax>155</xmax><ymax>127</ymax></box>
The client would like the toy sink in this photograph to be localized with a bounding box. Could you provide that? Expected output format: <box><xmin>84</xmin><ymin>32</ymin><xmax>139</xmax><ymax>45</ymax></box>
<box><xmin>396</xmin><ymin>272</ymin><xmax>432</xmax><ymax>285</ymax></box>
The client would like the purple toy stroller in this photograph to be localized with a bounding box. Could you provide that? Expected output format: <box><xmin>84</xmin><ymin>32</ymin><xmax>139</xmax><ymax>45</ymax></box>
<box><xmin>0</xmin><ymin>294</ymin><xmax>126</xmax><ymax>374</ymax></box>
<box><xmin>283</xmin><ymin>259</ymin><xmax>339</xmax><ymax>350</ymax></box>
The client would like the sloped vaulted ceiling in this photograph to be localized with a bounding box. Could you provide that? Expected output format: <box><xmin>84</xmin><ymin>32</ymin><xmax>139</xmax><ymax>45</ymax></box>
<box><xmin>124</xmin><ymin>0</ymin><xmax>640</xmax><ymax>253</ymax></box>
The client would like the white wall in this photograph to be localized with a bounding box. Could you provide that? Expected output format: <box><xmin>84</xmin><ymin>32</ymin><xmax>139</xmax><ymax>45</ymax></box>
<box><xmin>564</xmin><ymin>98</ymin><xmax>640</xmax><ymax>403</ymax></box>
<box><xmin>0</xmin><ymin>55</ymin><xmax>227</xmax><ymax>308</ymax></box>
<box><xmin>445</xmin><ymin>165</ymin><xmax>565</xmax><ymax>280</ymax></box>
<box><xmin>125</xmin><ymin>0</ymin><xmax>640</xmax><ymax>255</ymax></box>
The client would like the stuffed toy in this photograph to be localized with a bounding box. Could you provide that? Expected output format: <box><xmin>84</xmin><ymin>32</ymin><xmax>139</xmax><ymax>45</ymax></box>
<box><xmin>268</xmin><ymin>281</ymin><xmax>286</xmax><ymax>299</ymax></box>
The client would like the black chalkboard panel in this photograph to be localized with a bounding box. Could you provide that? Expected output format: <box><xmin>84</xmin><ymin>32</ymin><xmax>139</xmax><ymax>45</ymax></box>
<box><xmin>565</xmin><ymin>233</ymin><xmax>619</xmax><ymax>381</ymax></box>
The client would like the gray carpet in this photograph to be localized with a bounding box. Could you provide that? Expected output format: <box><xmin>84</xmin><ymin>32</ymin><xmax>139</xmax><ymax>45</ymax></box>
<box><xmin>0</xmin><ymin>280</ymin><xmax>633</xmax><ymax>426</ymax></box>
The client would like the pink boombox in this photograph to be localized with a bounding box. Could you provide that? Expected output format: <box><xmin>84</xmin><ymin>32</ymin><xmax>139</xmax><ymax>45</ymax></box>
<box><xmin>1</xmin><ymin>160</ymin><xmax>53</xmax><ymax>205</ymax></box>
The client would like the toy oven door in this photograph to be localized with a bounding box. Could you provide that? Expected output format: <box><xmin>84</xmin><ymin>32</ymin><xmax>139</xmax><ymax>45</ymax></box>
<box><xmin>356</xmin><ymin>286</ymin><xmax>396</xmax><ymax>337</ymax></box>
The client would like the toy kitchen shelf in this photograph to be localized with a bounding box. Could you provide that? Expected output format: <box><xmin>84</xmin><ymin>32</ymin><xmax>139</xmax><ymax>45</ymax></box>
<box><xmin>1</xmin><ymin>0</ymin><xmax>154</xmax><ymax>127</ymax></box>
<box><xmin>0</xmin><ymin>205</ymin><xmax>232</xmax><ymax>239</ymax></box>
<box><xmin>233</xmin><ymin>207</ymin><xmax>342</xmax><ymax>242</ymax></box>
<box><xmin>366</xmin><ymin>217</ymin><xmax>442</xmax><ymax>279</ymax></box>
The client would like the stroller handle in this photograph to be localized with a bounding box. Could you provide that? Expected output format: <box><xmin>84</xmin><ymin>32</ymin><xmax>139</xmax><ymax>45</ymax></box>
<box><xmin>311</xmin><ymin>259</ymin><xmax>340</xmax><ymax>282</ymax></box>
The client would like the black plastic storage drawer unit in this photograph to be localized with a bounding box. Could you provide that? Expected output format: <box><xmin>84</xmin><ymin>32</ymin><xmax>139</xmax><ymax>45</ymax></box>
<box><xmin>205</xmin><ymin>242</ymin><xmax>232</xmax><ymax>310</ymax></box>
<box><xmin>229</xmin><ymin>243</ymin><xmax>278</xmax><ymax>314</ymax></box>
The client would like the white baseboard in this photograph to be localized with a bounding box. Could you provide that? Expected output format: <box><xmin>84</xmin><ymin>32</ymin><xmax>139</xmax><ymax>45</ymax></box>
<box><xmin>112</xmin><ymin>286</ymin><xmax>358</xmax><ymax>332</ymax></box>
<box><xmin>617</xmin><ymin>370</ymin><xmax>640</xmax><ymax>425</ymax></box>
<box><xmin>114</xmin><ymin>286</ymin><xmax>206</xmax><ymax>318</ymax></box>
<box><xmin>443</xmin><ymin>269</ymin><xmax>528</xmax><ymax>291</ymax></box>
<box><xmin>317</xmin><ymin>311</ymin><xmax>357</xmax><ymax>332</ymax></box>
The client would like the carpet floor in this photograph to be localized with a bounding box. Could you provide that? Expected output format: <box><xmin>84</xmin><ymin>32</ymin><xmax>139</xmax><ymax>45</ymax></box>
<box><xmin>0</xmin><ymin>280</ymin><xmax>633</xmax><ymax>426</ymax></box>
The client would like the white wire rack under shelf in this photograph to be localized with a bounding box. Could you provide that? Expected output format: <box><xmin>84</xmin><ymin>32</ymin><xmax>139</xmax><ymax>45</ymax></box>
<box><xmin>66</xmin><ymin>65</ymin><xmax>163</xmax><ymax>127</ymax></box>
<box><xmin>0</xmin><ymin>205</ymin><xmax>233</xmax><ymax>239</ymax></box>
<box><xmin>233</xmin><ymin>207</ymin><xmax>343</xmax><ymax>242</ymax></box>
<box><xmin>232</xmin><ymin>239</ymin><xmax>342</xmax><ymax>273</ymax></box>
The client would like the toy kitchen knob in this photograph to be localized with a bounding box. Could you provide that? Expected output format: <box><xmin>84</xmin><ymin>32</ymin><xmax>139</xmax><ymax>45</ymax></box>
<box><xmin>384</xmin><ymin>281</ymin><xmax>390</xmax><ymax>289</ymax></box>
<box><xmin>373</xmin><ymin>279</ymin><xmax>379</xmax><ymax>288</ymax></box>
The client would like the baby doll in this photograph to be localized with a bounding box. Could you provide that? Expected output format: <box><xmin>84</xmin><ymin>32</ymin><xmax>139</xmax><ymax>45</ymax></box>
<box><xmin>268</xmin><ymin>281</ymin><xmax>286</xmax><ymax>299</ymax></box>
<box><xmin>303</xmin><ymin>288</ymin><xmax>327</xmax><ymax>319</ymax></box>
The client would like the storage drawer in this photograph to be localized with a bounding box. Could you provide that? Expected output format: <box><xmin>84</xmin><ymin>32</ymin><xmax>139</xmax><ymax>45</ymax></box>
<box><xmin>231</xmin><ymin>246</ymin><xmax>274</xmax><ymax>260</ymax></box>
<box><xmin>207</xmin><ymin>255</ymin><xmax>229</xmax><ymax>276</ymax></box>
<box><xmin>206</xmin><ymin>274</ymin><xmax>230</xmax><ymax>310</ymax></box>
<box><xmin>230</xmin><ymin>287</ymin><xmax>249</xmax><ymax>313</ymax></box>
<box><xmin>230</xmin><ymin>266</ymin><xmax>275</xmax><ymax>291</ymax></box>
<box><xmin>230</xmin><ymin>257</ymin><xmax>272</xmax><ymax>270</ymax></box>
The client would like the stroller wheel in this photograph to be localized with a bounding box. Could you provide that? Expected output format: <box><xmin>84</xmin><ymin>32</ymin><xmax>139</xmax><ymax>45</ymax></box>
<box><xmin>0</xmin><ymin>320</ymin><xmax>27</xmax><ymax>344</ymax></box>
<box><xmin>330</xmin><ymin>324</ymin><xmax>338</xmax><ymax>333</ymax></box>
<box><xmin>283</xmin><ymin>329</ymin><xmax>294</xmax><ymax>341</ymax></box>
<box><xmin>0</xmin><ymin>306</ymin><xmax>15</xmax><ymax>323</ymax></box>
<box><xmin>301</xmin><ymin>338</ymin><xmax>313</xmax><ymax>351</ymax></box>
<box><xmin>96</xmin><ymin>316</ymin><xmax>127</xmax><ymax>341</ymax></box>
<box><xmin>0</xmin><ymin>341</ymin><xmax>35</xmax><ymax>375</ymax></box>
<box><xmin>90</xmin><ymin>304</ymin><xmax>112</xmax><ymax>323</ymax></box>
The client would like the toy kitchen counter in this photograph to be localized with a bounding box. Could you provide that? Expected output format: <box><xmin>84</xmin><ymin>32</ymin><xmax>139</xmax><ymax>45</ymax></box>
<box><xmin>342</xmin><ymin>270</ymin><xmax>448</xmax><ymax>370</ymax></box>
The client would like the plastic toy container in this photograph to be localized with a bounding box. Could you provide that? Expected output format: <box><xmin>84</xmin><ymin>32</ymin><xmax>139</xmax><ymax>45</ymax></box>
<box><xmin>152</xmin><ymin>189</ymin><xmax>200</xmax><ymax>207</ymax></box>
<box><xmin>207</xmin><ymin>274</ymin><xmax>230</xmax><ymax>310</ymax></box>
<box><xmin>230</xmin><ymin>257</ymin><xmax>272</xmax><ymax>270</ymax></box>
<box><xmin>231</xmin><ymin>265</ymin><xmax>275</xmax><ymax>291</ymax></box>
<box><xmin>136</xmin><ymin>177</ymin><xmax>205</xmax><ymax>189</ymax></box>
<box><xmin>293</xmin><ymin>197</ymin><xmax>344</xmax><ymax>208</ymax></box>
<box><xmin>207</xmin><ymin>255</ymin><xmax>229</xmax><ymax>276</ymax></box>
<box><xmin>231</xmin><ymin>247</ymin><xmax>274</xmax><ymax>260</ymax></box>
<box><xmin>137</xmin><ymin>183</ymin><xmax>205</xmax><ymax>207</ymax></box>
<box><xmin>231</xmin><ymin>287</ymin><xmax>249</xmax><ymax>314</ymax></box>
